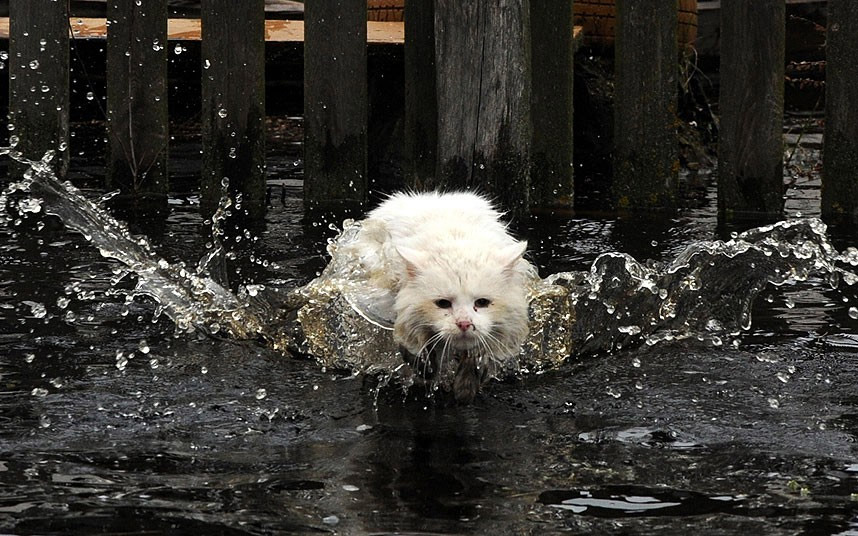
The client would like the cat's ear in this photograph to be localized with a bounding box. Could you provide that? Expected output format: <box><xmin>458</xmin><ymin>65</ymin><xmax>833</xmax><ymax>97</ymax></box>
<box><xmin>499</xmin><ymin>241</ymin><xmax>527</xmax><ymax>272</ymax></box>
<box><xmin>396</xmin><ymin>246</ymin><xmax>425</xmax><ymax>278</ymax></box>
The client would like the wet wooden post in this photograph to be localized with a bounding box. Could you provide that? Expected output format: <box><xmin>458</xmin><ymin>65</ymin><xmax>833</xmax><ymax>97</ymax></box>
<box><xmin>433</xmin><ymin>1</ymin><xmax>532</xmax><ymax>215</ymax></box>
<box><xmin>304</xmin><ymin>0</ymin><xmax>368</xmax><ymax>210</ymax></box>
<box><xmin>718</xmin><ymin>0</ymin><xmax>785</xmax><ymax>219</ymax></box>
<box><xmin>201</xmin><ymin>0</ymin><xmax>266</xmax><ymax>220</ymax></box>
<box><xmin>822</xmin><ymin>0</ymin><xmax>858</xmax><ymax>223</ymax></box>
<box><xmin>106</xmin><ymin>0</ymin><xmax>169</xmax><ymax>210</ymax></box>
<box><xmin>403</xmin><ymin>0</ymin><xmax>437</xmax><ymax>190</ymax></box>
<box><xmin>530</xmin><ymin>0</ymin><xmax>574</xmax><ymax>212</ymax></box>
<box><xmin>613</xmin><ymin>0</ymin><xmax>678</xmax><ymax>210</ymax></box>
<box><xmin>8</xmin><ymin>0</ymin><xmax>69</xmax><ymax>178</ymax></box>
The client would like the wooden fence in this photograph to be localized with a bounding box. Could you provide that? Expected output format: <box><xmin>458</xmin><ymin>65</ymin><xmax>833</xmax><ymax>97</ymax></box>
<box><xmin>4</xmin><ymin>0</ymin><xmax>858</xmax><ymax>223</ymax></box>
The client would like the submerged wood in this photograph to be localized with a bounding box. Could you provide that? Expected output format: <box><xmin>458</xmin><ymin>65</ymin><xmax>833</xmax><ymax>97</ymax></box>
<box><xmin>106</xmin><ymin>0</ymin><xmax>168</xmax><ymax>209</ymax></box>
<box><xmin>718</xmin><ymin>0</ymin><xmax>785</xmax><ymax>219</ymax></box>
<box><xmin>303</xmin><ymin>0</ymin><xmax>368</xmax><ymax>210</ymax></box>
<box><xmin>433</xmin><ymin>0</ymin><xmax>532</xmax><ymax>216</ymax></box>
<box><xmin>9</xmin><ymin>0</ymin><xmax>69</xmax><ymax>179</ymax></box>
<box><xmin>822</xmin><ymin>0</ymin><xmax>858</xmax><ymax>224</ymax></box>
<box><xmin>613</xmin><ymin>0</ymin><xmax>679</xmax><ymax>210</ymax></box>
<box><xmin>201</xmin><ymin>0</ymin><xmax>266</xmax><ymax>220</ymax></box>
<box><xmin>530</xmin><ymin>0</ymin><xmax>575</xmax><ymax>212</ymax></box>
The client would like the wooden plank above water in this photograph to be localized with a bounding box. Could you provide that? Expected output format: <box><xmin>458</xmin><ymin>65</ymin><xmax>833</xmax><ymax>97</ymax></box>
<box><xmin>0</xmin><ymin>18</ymin><xmax>581</xmax><ymax>46</ymax></box>
<box><xmin>0</xmin><ymin>18</ymin><xmax>406</xmax><ymax>44</ymax></box>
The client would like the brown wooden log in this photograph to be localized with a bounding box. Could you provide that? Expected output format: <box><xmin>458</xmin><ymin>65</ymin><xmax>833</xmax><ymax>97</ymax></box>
<box><xmin>433</xmin><ymin>0</ymin><xmax>532</xmax><ymax>215</ymax></box>
<box><xmin>403</xmin><ymin>0</ymin><xmax>437</xmax><ymax>190</ymax></box>
<box><xmin>822</xmin><ymin>0</ymin><xmax>858</xmax><ymax>223</ymax></box>
<box><xmin>9</xmin><ymin>0</ymin><xmax>69</xmax><ymax>179</ymax></box>
<box><xmin>718</xmin><ymin>0</ymin><xmax>785</xmax><ymax>219</ymax></box>
<box><xmin>530</xmin><ymin>0</ymin><xmax>574</xmax><ymax>212</ymax></box>
<box><xmin>304</xmin><ymin>0</ymin><xmax>368</xmax><ymax>210</ymax></box>
<box><xmin>613</xmin><ymin>0</ymin><xmax>678</xmax><ymax>210</ymax></box>
<box><xmin>106</xmin><ymin>0</ymin><xmax>169</xmax><ymax>209</ymax></box>
<box><xmin>201</xmin><ymin>0</ymin><xmax>266</xmax><ymax>220</ymax></box>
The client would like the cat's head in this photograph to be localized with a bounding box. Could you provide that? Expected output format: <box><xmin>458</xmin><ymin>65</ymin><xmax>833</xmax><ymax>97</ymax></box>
<box><xmin>392</xmin><ymin>240</ymin><xmax>531</xmax><ymax>364</ymax></box>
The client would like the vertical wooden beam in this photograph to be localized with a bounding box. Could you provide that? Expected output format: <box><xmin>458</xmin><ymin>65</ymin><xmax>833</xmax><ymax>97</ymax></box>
<box><xmin>822</xmin><ymin>0</ymin><xmax>858</xmax><ymax>223</ymax></box>
<box><xmin>530</xmin><ymin>0</ymin><xmax>574</xmax><ymax>212</ymax></box>
<box><xmin>403</xmin><ymin>0</ymin><xmax>437</xmax><ymax>190</ymax></box>
<box><xmin>434</xmin><ymin>0</ymin><xmax>532</xmax><ymax>215</ymax></box>
<box><xmin>106</xmin><ymin>0</ymin><xmax>169</xmax><ymax>208</ymax></box>
<box><xmin>718</xmin><ymin>0</ymin><xmax>785</xmax><ymax>219</ymax></box>
<box><xmin>613</xmin><ymin>0</ymin><xmax>678</xmax><ymax>210</ymax></box>
<box><xmin>9</xmin><ymin>0</ymin><xmax>69</xmax><ymax>178</ymax></box>
<box><xmin>201</xmin><ymin>0</ymin><xmax>266</xmax><ymax>220</ymax></box>
<box><xmin>304</xmin><ymin>0</ymin><xmax>368</xmax><ymax>210</ymax></box>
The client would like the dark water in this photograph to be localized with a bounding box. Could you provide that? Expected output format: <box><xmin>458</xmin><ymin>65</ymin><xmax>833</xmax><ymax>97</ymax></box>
<box><xmin>2</xmin><ymin>137</ymin><xmax>858</xmax><ymax>535</ymax></box>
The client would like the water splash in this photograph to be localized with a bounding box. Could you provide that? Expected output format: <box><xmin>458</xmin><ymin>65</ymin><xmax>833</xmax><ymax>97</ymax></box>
<box><xmin>3</xmin><ymin>148</ymin><xmax>857</xmax><ymax>391</ymax></box>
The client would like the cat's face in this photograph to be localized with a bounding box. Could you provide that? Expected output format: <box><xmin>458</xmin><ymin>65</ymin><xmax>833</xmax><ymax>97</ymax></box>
<box><xmin>392</xmin><ymin>242</ymin><xmax>530</xmax><ymax>363</ymax></box>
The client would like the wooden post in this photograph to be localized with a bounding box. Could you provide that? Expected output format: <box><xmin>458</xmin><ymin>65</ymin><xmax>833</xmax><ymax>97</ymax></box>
<box><xmin>530</xmin><ymin>0</ymin><xmax>574</xmax><ymax>212</ymax></box>
<box><xmin>304</xmin><ymin>0</ymin><xmax>368</xmax><ymax>210</ymax></box>
<box><xmin>822</xmin><ymin>0</ymin><xmax>858</xmax><ymax>223</ymax></box>
<box><xmin>434</xmin><ymin>0</ymin><xmax>532</xmax><ymax>215</ymax></box>
<box><xmin>403</xmin><ymin>0</ymin><xmax>437</xmax><ymax>190</ymax></box>
<box><xmin>106</xmin><ymin>0</ymin><xmax>169</xmax><ymax>209</ymax></box>
<box><xmin>9</xmin><ymin>0</ymin><xmax>69</xmax><ymax>178</ymax></box>
<box><xmin>718</xmin><ymin>0</ymin><xmax>785</xmax><ymax>219</ymax></box>
<box><xmin>613</xmin><ymin>0</ymin><xmax>678</xmax><ymax>210</ymax></box>
<box><xmin>201</xmin><ymin>0</ymin><xmax>266</xmax><ymax>220</ymax></box>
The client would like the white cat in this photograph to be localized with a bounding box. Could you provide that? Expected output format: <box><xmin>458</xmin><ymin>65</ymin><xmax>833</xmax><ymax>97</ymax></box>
<box><xmin>347</xmin><ymin>191</ymin><xmax>536</xmax><ymax>402</ymax></box>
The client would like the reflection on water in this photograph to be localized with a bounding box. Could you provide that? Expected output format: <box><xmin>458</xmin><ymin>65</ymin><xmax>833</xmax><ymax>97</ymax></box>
<box><xmin>2</xmin><ymin>141</ymin><xmax>858</xmax><ymax>534</ymax></box>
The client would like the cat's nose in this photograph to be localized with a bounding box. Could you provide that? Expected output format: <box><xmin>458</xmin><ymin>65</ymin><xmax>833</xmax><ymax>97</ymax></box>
<box><xmin>456</xmin><ymin>319</ymin><xmax>473</xmax><ymax>332</ymax></box>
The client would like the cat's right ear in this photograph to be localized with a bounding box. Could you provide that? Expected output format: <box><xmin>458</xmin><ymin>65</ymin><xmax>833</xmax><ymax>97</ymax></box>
<box><xmin>396</xmin><ymin>246</ymin><xmax>424</xmax><ymax>278</ymax></box>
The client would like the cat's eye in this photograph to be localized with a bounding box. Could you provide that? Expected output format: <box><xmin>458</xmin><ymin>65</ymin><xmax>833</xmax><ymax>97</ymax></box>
<box><xmin>474</xmin><ymin>298</ymin><xmax>491</xmax><ymax>308</ymax></box>
<box><xmin>434</xmin><ymin>299</ymin><xmax>453</xmax><ymax>309</ymax></box>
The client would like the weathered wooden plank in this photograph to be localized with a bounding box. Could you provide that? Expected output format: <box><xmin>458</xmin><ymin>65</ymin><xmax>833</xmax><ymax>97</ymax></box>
<box><xmin>613</xmin><ymin>0</ymin><xmax>678</xmax><ymax>210</ymax></box>
<box><xmin>530</xmin><ymin>0</ymin><xmax>574</xmax><ymax>212</ymax></box>
<box><xmin>718</xmin><ymin>0</ymin><xmax>785</xmax><ymax>219</ymax></box>
<box><xmin>201</xmin><ymin>0</ymin><xmax>266</xmax><ymax>220</ymax></box>
<box><xmin>433</xmin><ymin>0</ymin><xmax>532</xmax><ymax>215</ymax></box>
<box><xmin>304</xmin><ymin>0</ymin><xmax>368</xmax><ymax>209</ymax></box>
<box><xmin>822</xmin><ymin>0</ymin><xmax>858</xmax><ymax>223</ymax></box>
<box><xmin>106</xmin><ymin>0</ymin><xmax>168</xmax><ymax>209</ymax></box>
<box><xmin>9</xmin><ymin>0</ymin><xmax>69</xmax><ymax>178</ymax></box>
<box><xmin>403</xmin><ymin>0</ymin><xmax>437</xmax><ymax>189</ymax></box>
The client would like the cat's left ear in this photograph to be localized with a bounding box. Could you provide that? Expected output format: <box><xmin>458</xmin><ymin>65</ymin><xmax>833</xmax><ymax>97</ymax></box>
<box><xmin>396</xmin><ymin>246</ymin><xmax>425</xmax><ymax>279</ymax></box>
<box><xmin>499</xmin><ymin>241</ymin><xmax>527</xmax><ymax>271</ymax></box>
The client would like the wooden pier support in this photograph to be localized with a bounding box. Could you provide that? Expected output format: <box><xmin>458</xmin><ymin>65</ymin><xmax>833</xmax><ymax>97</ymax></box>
<box><xmin>433</xmin><ymin>1</ymin><xmax>532</xmax><ymax>215</ymax></box>
<box><xmin>201</xmin><ymin>0</ymin><xmax>266</xmax><ymax>220</ymax></box>
<box><xmin>304</xmin><ymin>0</ymin><xmax>368</xmax><ymax>210</ymax></box>
<box><xmin>8</xmin><ymin>0</ymin><xmax>69</xmax><ymax>178</ymax></box>
<box><xmin>106</xmin><ymin>0</ymin><xmax>168</xmax><ymax>208</ymax></box>
<box><xmin>718</xmin><ymin>0</ymin><xmax>785</xmax><ymax>219</ymax></box>
<box><xmin>403</xmin><ymin>0</ymin><xmax>437</xmax><ymax>190</ymax></box>
<box><xmin>822</xmin><ymin>0</ymin><xmax>858</xmax><ymax>223</ymax></box>
<box><xmin>530</xmin><ymin>0</ymin><xmax>575</xmax><ymax>212</ymax></box>
<box><xmin>613</xmin><ymin>0</ymin><xmax>678</xmax><ymax>210</ymax></box>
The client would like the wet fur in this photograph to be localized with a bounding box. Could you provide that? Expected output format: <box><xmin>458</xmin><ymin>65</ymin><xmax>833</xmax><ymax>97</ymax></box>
<box><xmin>350</xmin><ymin>191</ymin><xmax>534</xmax><ymax>402</ymax></box>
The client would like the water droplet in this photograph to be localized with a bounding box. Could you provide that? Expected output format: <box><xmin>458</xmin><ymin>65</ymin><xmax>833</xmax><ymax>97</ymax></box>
<box><xmin>784</xmin><ymin>297</ymin><xmax>795</xmax><ymax>309</ymax></box>
<box><xmin>28</xmin><ymin>59</ymin><xmax>39</xmax><ymax>69</ymax></box>
<box><xmin>138</xmin><ymin>340</ymin><xmax>150</xmax><ymax>354</ymax></box>
<box><xmin>342</xmin><ymin>484</ymin><xmax>359</xmax><ymax>492</ymax></box>
<box><xmin>24</xmin><ymin>353</ymin><xmax>35</xmax><ymax>363</ymax></box>
<box><xmin>85</xmin><ymin>91</ymin><xmax>95</xmax><ymax>101</ymax></box>
<box><xmin>322</xmin><ymin>515</ymin><xmax>339</xmax><ymax>525</ymax></box>
<box><xmin>173</xmin><ymin>44</ymin><xmax>184</xmax><ymax>55</ymax></box>
<box><xmin>255</xmin><ymin>388</ymin><xmax>267</xmax><ymax>400</ymax></box>
<box><xmin>767</xmin><ymin>398</ymin><xmax>780</xmax><ymax>409</ymax></box>
<box><xmin>39</xmin><ymin>415</ymin><xmax>52</xmax><ymax>428</ymax></box>
<box><xmin>201</xmin><ymin>366</ymin><xmax>208</xmax><ymax>374</ymax></box>
<box><xmin>776</xmin><ymin>372</ymin><xmax>790</xmax><ymax>383</ymax></box>
<box><xmin>849</xmin><ymin>307</ymin><xmax>858</xmax><ymax>320</ymax></box>
<box><xmin>31</xmin><ymin>387</ymin><xmax>48</xmax><ymax>397</ymax></box>
<box><xmin>631</xmin><ymin>357</ymin><xmax>641</xmax><ymax>368</ymax></box>
<box><xmin>218</xmin><ymin>108</ymin><xmax>227</xmax><ymax>119</ymax></box>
